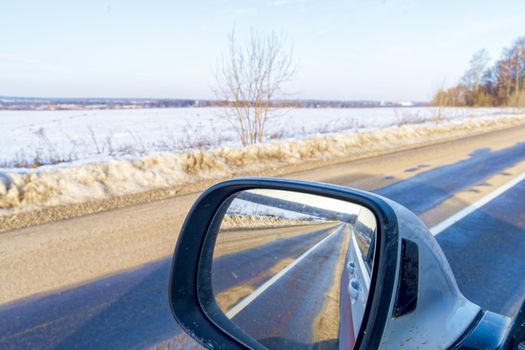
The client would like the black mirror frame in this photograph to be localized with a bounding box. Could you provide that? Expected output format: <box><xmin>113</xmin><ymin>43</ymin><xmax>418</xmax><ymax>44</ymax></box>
<box><xmin>169</xmin><ymin>177</ymin><xmax>400</xmax><ymax>349</ymax></box>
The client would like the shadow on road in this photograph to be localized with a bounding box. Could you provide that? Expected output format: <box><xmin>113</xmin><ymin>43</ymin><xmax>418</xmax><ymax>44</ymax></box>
<box><xmin>0</xmin><ymin>258</ymin><xmax>180</xmax><ymax>350</ymax></box>
<box><xmin>436</xmin><ymin>178</ymin><xmax>525</xmax><ymax>318</ymax></box>
<box><xmin>374</xmin><ymin>142</ymin><xmax>525</xmax><ymax>215</ymax></box>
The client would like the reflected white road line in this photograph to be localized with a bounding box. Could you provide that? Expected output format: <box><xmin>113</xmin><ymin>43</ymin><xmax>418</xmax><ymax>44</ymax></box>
<box><xmin>430</xmin><ymin>170</ymin><xmax>525</xmax><ymax>236</ymax></box>
<box><xmin>226</xmin><ymin>225</ymin><xmax>344</xmax><ymax>319</ymax></box>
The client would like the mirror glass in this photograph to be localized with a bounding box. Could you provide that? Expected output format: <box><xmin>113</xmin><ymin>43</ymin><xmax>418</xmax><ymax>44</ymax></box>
<box><xmin>211</xmin><ymin>189</ymin><xmax>377</xmax><ymax>349</ymax></box>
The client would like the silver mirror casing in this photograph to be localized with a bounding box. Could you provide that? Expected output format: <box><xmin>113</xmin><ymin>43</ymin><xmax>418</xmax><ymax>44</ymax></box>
<box><xmin>378</xmin><ymin>199</ymin><xmax>481</xmax><ymax>349</ymax></box>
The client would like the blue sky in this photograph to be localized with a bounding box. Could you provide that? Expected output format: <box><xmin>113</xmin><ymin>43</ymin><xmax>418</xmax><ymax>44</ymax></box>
<box><xmin>1</xmin><ymin>0</ymin><xmax>524</xmax><ymax>101</ymax></box>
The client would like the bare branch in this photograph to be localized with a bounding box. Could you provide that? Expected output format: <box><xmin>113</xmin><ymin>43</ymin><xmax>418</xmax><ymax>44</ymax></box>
<box><xmin>214</xmin><ymin>29</ymin><xmax>296</xmax><ymax>145</ymax></box>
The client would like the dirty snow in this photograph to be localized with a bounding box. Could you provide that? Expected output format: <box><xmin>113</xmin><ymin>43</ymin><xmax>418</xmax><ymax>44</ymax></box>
<box><xmin>0</xmin><ymin>107</ymin><xmax>524</xmax><ymax>213</ymax></box>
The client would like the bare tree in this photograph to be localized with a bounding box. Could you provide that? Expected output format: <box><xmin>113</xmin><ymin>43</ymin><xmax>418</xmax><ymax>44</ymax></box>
<box><xmin>510</xmin><ymin>37</ymin><xmax>525</xmax><ymax>105</ymax></box>
<box><xmin>214</xmin><ymin>29</ymin><xmax>296</xmax><ymax>145</ymax></box>
<box><xmin>495</xmin><ymin>54</ymin><xmax>513</xmax><ymax>102</ymax></box>
<box><xmin>461</xmin><ymin>49</ymin><xmax>490</xmax><ymax>94</ymax></box>
<box><xmin>432</xmin><ymin>35</ymin><xmax>525</xmax><ymax>107</ymax></box>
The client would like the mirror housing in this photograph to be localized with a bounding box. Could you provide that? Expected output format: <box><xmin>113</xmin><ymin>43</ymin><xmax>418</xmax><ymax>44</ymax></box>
<box><xmin>378</xmin><ymin>199</ymin><xmax>481</xmax><ymax>348</ymax></box>
<box><xmin>169</xmin><ymin>178</ymin><xmax>481</xmax><ymax>349</ymax></box>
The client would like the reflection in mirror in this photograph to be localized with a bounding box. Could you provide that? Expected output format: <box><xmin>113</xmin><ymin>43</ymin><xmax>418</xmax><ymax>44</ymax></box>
<box><xmin>211</xmin><ymin>189</ymin><xmax>377</xmax><ymax>349</ymax></box>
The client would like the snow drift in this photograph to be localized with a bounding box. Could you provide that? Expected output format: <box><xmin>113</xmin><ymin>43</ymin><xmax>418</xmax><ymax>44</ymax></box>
<box><xmin>1</xmin><ymin>114</ymin><xmax>524</xmax><ymax>214</ymax></box>
<box><xmin>220</xmin><ymin>215</ymin><xmax>314</xmax><ymax>230</ymax></box>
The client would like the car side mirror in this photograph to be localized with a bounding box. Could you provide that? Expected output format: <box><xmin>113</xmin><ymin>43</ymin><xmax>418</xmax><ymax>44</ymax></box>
<box><xmin>169</xmin><ymin>178</ymin><xmax>514</xmax><ymax>349</ymax></box>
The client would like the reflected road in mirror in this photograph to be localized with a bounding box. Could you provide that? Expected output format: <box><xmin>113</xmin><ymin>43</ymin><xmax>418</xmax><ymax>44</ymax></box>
<box><xmin>211</xmin><ymin>190</ymin><xmax>377</xmax><ymax>349</ymax></box>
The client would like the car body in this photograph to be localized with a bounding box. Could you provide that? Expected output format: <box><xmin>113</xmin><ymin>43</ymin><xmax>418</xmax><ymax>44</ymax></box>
<box><xmin>339</xmin><ymin>208</ymin><xmax>375</xmax><ymax>350</ymax></box>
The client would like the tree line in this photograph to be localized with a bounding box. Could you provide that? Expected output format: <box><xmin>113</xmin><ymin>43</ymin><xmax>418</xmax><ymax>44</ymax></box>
<box><xmin>433</xmin><ymin>36</ymin><xmax>525</xmax><ymax>107</ymax></box>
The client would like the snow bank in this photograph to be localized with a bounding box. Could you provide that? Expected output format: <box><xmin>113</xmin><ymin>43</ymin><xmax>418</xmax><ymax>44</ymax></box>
<box><xmin>1</xmin><ymin>114</ymin><xmax>524</xmax><ymax>214</ymax></box>
<box><xmin>220</xmin><ymin>215</ymin><xmax>314</xmax><ymax>230</ymax></box>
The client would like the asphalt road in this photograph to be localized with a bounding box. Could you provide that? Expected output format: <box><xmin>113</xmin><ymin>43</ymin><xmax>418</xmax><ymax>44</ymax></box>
<box><xmin>1</xmin><ymin>127</ymin><xmax>525</xmax><ymax>349</ymax></box>
<box><xmin>437</xmin><ymin>178</ymin><xmax>525</xmax><ymax>317</ymax></box>
<box><xmin>212</xmin><ymin>226</ymin><xmax>334</xmax><ymax>294</ymax></box>
<box><xmin>225</xmin><ymin>226</ymin><xmax>347</xmax><ymax>349</ymax></box>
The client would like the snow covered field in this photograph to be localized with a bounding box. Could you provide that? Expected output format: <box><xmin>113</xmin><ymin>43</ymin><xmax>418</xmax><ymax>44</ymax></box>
<box><xmin>1</xmin><ymin>107</ymin><xmax>524</xmax><ymax>213</ymax></box>
<box><xmin>1</xmin><ymin>107</ymin><xmax>521</xmax><ymax>169</ymax></box>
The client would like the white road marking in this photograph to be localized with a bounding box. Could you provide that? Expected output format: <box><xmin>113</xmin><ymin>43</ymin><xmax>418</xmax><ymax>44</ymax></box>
<box><xmin>430</xmin><ymin>170</ymin><xmax>525</xmax><ymax>236</ymax></box>
<box><xmin>225</xmin><ymin>225</ymin><xmax>344</xmax><ymax>319</ymax></box>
